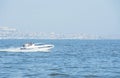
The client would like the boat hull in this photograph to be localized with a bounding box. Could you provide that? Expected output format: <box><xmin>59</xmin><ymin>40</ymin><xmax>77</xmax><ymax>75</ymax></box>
<box><xmin>20</xmin><ymin>44</ymin><xmax>54</xmax><ymax>52</ymax></box>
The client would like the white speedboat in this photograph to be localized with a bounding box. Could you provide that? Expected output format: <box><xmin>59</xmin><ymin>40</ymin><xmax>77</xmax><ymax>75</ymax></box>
<box><xmin>0</xmin><ymin>43</ymin><xmax>54</xmax><ymax>52</ymax></box>
<box><xmin>20</xmin><ymin>43</ymin><xmax>54</xmax><ymax>51</ymax></box>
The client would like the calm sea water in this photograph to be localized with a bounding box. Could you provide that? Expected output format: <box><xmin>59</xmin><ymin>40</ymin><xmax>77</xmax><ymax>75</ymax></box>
<box><xmin>0</xmin><ymin>39</ymin><xmax>120</xmax><ymax>78</ymax></box>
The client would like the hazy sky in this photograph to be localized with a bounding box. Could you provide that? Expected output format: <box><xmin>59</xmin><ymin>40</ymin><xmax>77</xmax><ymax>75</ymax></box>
<box><xmin>0</xmin><ymin>0</ymin><xmax>120</xmax><ymax>35</ymax></box>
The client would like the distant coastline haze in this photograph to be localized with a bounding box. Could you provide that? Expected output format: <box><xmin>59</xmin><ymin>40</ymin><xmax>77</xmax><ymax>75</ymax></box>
<box><xmin>0</xmin><ymin>0</ymin><xmax>120</xmax><ymax>36</ymax></box>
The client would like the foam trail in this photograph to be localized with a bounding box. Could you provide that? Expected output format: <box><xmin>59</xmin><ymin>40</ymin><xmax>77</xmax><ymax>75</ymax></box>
<box><xmin>0</xmin><ymin>47</ymin><xmax>50</xmax><ymax>52</ymax></box>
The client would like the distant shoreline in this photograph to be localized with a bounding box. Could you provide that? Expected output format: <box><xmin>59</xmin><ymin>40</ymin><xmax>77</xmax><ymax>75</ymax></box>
<box><xmin>0</xmin><ymin>38</ymin><xmax>120</xmax><ymax>40</ymax></box>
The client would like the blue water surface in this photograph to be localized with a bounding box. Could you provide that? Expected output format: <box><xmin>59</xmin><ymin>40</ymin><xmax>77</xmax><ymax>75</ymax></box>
<box><xmin>0</xmin><ymin>39</ymin><xmax>120</xmax><ymax>78</ymax></box>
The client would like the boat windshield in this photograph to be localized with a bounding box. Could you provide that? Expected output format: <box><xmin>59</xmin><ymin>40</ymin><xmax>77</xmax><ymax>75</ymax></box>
<box><xmin>23</xmin><ymin>43</ymin><xmax>34</xmax><ymax>47</ymax></box>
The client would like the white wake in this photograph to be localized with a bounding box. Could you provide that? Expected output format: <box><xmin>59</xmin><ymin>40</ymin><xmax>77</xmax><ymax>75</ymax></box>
<box><xmin>0</xmin><ymin>47</ymin><xmax>50</xmax><ymax>52</ymax></box>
